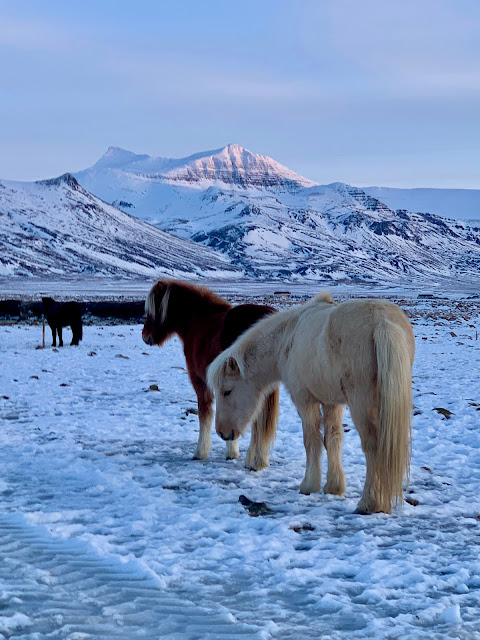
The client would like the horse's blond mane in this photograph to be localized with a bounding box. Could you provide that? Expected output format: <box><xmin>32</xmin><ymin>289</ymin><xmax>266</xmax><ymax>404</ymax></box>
<box><xmin>145</xmin><ymin>286</ymin><xmax>157</xmax><ymax>316</ymax></box>
<box><xmin>207</xmin><ymin>341</ymin><xmax>247</xmax><ymax>391</ymax></box>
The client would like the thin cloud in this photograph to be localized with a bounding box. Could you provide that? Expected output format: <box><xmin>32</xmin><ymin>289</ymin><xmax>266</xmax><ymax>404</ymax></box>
<box><xmin>0</xmin><ymin>15</ymin><xmax>75</xmax><ymax>52</ymax></box>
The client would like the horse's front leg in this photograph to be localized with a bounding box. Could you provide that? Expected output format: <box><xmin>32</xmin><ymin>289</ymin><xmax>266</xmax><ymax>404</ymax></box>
<box><xmin>50</xmin><ymin>325</ymin><xmax>56</xmax><ymax>347</ymax></box>
<box><xmin>225</xmin><ymin>437</ymin><xmax>239</xmax><ymax>460</ymax></box>
<box><xmin>57</xmin><ymin>326</ymin><xmax>63</xmax><ymax>347</ymax></box>
<box><xmin>245</xmin><ymin>421</ymin><xmax>260</xmax><ymax>469</ymax></box>
<box><xmin>245</xmin><ymin>388</ymin><xmax>279</xmax><ymax>471</ymax></box>
<box><xmin>297</xmin><ymin>400</ymin><xmax>323</xmax><ymax>494</ymax></box>
<box><xmin>192</xmin><ymin>382</ymin><xmax>213</xmax><ymax>460</ymax></box>
<box><xmin>323</xmin><ymin>403</ymin><xmax>346</xmax><ymax>496</ymax></box>
<box><xmin>192</xmin><ymin>380</ymin><xmax>239</xmax><ymax>460</ymax></box>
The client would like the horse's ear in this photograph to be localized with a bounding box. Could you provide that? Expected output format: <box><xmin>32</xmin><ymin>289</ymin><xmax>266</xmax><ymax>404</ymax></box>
<box><xmin>225</xmin><ymin>356</ymin><xmax>241</xmax><ymax>376</ymax></box>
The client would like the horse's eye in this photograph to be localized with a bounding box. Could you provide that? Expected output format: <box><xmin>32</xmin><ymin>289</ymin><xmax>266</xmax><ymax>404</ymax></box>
<box><xmin>223</xmin><ymin>389</ymin><xmax>232</xmax><ymax>397</ymax></box>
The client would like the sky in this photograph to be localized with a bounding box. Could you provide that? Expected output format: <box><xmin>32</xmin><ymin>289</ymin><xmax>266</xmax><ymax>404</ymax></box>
<box><xmin>0</xmin><ymin>0</ymin><xmax>479</xmax><ymax>188</ymax></box>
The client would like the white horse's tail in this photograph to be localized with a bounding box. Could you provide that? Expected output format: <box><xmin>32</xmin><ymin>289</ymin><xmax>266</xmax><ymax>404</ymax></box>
<box><xmin>374</xmin><ymin>319</ymin><xmax>413</xmax><ymax>513</ymax></box>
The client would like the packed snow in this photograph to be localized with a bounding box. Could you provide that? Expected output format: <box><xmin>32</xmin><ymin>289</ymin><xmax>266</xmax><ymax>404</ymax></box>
<box><xmin>1</xmin><ymin>296</ymin><xmax>480</xmax><ymax>638</ymax></box>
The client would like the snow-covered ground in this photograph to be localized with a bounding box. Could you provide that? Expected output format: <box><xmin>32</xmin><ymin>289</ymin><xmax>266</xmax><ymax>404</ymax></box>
<box><xmin>1</xmin><ymin>299</ymin><xmax>480</xmax><ymax>639</ymax></box>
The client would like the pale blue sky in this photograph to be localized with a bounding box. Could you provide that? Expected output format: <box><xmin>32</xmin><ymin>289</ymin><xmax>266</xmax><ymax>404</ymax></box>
<box><xmin>1</xmin><ymin>0</ymin><xmax>479</xmax><ymax>187</ymax></box>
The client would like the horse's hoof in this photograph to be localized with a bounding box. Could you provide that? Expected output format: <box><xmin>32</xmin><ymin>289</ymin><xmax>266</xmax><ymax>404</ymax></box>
<box><xmin>246</xmin><ymin>459</ymin><xmax>269</xmax><ymax>472</ymax></box>
<box><xmin>323</xmin><ymin>480</ymin><xmax>346</xmax><ymax>496</ymax></box>
<box><xmin>225</xmin><ymin>441</ymin><xmax>239</xmax><ymax>461</ymax></box>
<box><xmin>299</xmin><ymin>484</ymin><xmax>316</xmax><ymax>495</ymax></box>
<box><xmin>299</xmin><ymin>480</ymin><xmax>320</xmax><ymax>495</ymax></box>
<box><xmin>192</xmin><ymin>452</ymin><xmax>208</xmax><ymax>460</ymax></box>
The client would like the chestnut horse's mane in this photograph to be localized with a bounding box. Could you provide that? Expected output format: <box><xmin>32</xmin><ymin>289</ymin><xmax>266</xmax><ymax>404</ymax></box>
<box><xmin>146</xmin><ymin>279</ymin><xmax>231</xmax><ymax>318</ymax></box>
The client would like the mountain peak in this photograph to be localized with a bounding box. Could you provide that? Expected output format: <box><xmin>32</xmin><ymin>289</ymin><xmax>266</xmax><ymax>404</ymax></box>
<box><xmin>78</xmin><ymin>144</ymin><xmax>318</xmax><ymax>190</ymax></box>
<box><xmin>105</xmin><ymin>145</ymin><xmax>127</xmax><ymax>155</ymax></box>
<box><xmin>94</xmin><ymin>146</ymin><xmax>151</xmax><ymax>169</ymax></box>
<box><xmin>163</xmin><ymin>144</ymin><xmax>318</xmax><ymax>190</ymax></box>
<box><xmin>223</xmin><ymin>142</ymin><xmax>246</xmax><ymax>153</ymax></box>
<box><xmin>37</xmin><ymin>173</ymin><xmax>81</xmax><ymax>189</ymax></box>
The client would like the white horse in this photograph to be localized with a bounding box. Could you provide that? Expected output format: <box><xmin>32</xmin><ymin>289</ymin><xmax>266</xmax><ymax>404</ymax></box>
<box><xmin>207</xmin><ymin>292</ymin><xmax>415</xmax><ymax>514</ymax></box>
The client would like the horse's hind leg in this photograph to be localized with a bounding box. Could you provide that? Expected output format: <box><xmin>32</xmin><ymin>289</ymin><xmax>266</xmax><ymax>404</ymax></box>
<box><xmin>245</xmin><ymin>388</ymin><xmax>279</xmax><ymax>471</ymax></box>
<box><xmin>350</xmin><ymin>403</ymin><xmax>380</xmax><ymax>514</ymax></box>
<box><xmin>57</xmin><ymin>326</ymin><xmax>63</xmax><ymax>347</ymax></box>
<box><xmin>70</xmin><ymin>321</ymin><xmax>81</xmax><ymax>345</ymax></box>
<box><xmin>323</xmin><ymin>403</ymin><xmax>347</xmax><ymax>496</ymax></box>
<box><xmin>297</xmin><ymin>399</ymin><xmax>323</xmax><ymax>494</ymax></box>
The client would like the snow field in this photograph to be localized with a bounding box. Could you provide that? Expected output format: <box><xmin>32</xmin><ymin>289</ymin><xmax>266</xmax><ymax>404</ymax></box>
<box><xmin>0</xmin><ymin>306</ymin><xmax>480</xmax><ymax>638</ymax></box>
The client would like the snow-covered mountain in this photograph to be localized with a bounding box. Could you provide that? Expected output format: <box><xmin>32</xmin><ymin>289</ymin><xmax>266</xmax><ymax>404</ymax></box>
<box><xmin>0</xmin><ymin>174</ymin><xmax>237</xmax><ymax>278</ymax></box>
<box><xmin>3</xmin><ymin>144</ymin><xmax>479</xmax><ymax>286</ymax></box>
<box><xmin>74</xmin><ymin>145</ymin><xmax>480</xmax><ymax>286</ymax></box>
<box><xmin>363</xmin><ymin>186</ymin><xmax>480</xmax><ymax>222</ymax></box>
<box><xmin>181</xmin><ymin>181</ymin><xmax>480</xmax><ymax>284</ymax></box>
<box><xmin>74</xmin><ymin>144</ymin><xmax>316</xmax><ymax>224</ymax></box>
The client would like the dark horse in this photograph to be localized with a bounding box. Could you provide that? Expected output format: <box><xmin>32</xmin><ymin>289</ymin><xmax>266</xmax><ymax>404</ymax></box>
<box><xmin>142</xmin><ymin>280</ymin><xmax>279</xmax><ymax>469</ymax></box>
<box><xmin>42</xmin><ymin>297</ymin><xmax>83</xmax><ymax>347</ymax></box>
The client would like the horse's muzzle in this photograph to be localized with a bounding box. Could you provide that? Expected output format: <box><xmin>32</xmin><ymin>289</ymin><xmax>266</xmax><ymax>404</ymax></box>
<box><xmin>142</xmin><ymin>333</ymin><xmax>154</xmax><ymax>346</ymax></box>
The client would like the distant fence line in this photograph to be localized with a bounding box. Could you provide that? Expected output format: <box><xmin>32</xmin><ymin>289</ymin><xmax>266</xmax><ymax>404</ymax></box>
<box><xmin>0</xmin><ymin>300</ymin><xmax>146</xmax><ymax>324</ymax></box>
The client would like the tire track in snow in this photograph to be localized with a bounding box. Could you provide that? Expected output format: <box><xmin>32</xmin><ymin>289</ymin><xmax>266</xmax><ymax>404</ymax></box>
<box><xmin>0</xmin><ymin>514</ymin><xmax>266</xmax><ymax>639</ymax></box>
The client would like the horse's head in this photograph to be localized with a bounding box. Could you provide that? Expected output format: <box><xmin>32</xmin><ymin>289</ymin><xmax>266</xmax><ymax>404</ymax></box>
<box><xmin>142</xmin><ymin>281</ymin><xmax>175</xmax><ymax>346</ymax></box>
<box><xmin>207</xmin><ymin>350</ymin><xmax>263</xmax><ymax>441</ymax></box>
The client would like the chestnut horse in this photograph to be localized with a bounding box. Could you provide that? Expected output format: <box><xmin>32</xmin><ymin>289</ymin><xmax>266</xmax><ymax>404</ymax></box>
<box><xmin>142</xmin><ymin>280</ymin><xmax>279</xmax><ymax>468</ymax></box>
<box><xmin>208</xmin><ymin>292</ymin><xmax>415</xmax><ymax>514</ymax></box>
